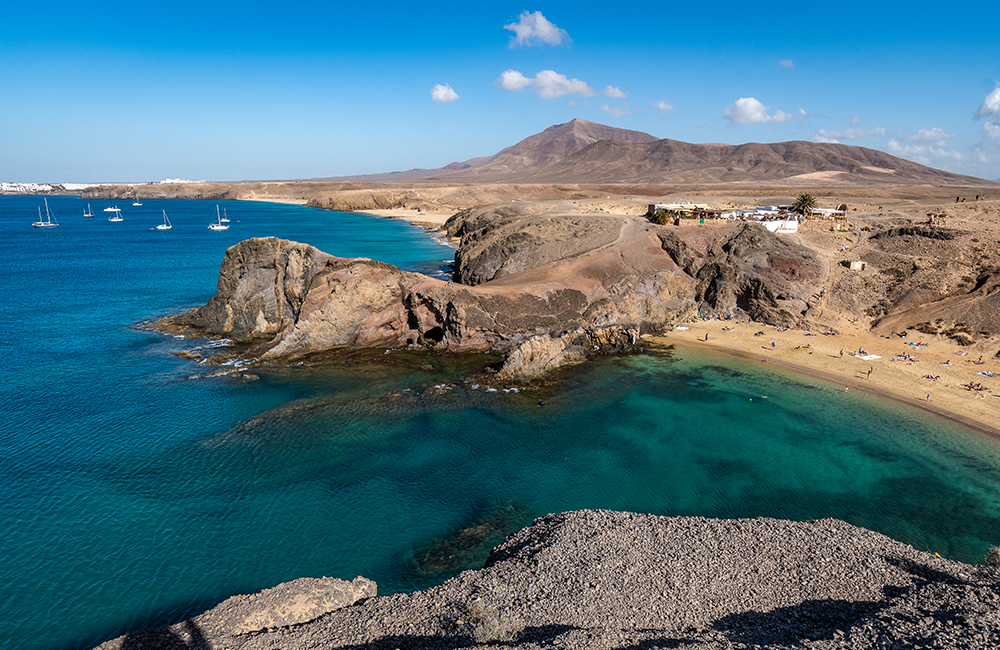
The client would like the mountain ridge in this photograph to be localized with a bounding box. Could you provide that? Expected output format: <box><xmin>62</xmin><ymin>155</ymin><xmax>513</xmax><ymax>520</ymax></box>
<box><xmin>428</xmin><ymin>119</ymin><xmax>990</xmax><ymax>185</ymax></box>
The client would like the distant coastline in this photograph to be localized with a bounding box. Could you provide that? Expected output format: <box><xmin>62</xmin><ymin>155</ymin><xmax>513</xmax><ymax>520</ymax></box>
<box><xmin>243</xmin><ymin>197</ymin><xmax>307</xmax><ymax>205</ymax></box>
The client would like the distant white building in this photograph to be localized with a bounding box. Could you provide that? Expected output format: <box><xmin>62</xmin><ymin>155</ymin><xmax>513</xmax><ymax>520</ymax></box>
<box><xmin>648</xmin><ymin>202</ymin><xmax>710</xmax><ymax>214</ymax></box>
<box><xmin>761</xmin><ymin>219</ymin><xmax>799</xmax><ymax>233</ymax></box>
<box><xmin>1</xmin><ymin>182</ymin><xmax>55</xmax><ymax>193</ymax></box>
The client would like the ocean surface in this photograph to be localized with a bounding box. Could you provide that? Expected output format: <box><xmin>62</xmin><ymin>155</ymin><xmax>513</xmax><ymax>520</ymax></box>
<box><xmin>3</xmin><ymin>195</ymin><xmax>1000</xmax><ymax>650</ymax></box>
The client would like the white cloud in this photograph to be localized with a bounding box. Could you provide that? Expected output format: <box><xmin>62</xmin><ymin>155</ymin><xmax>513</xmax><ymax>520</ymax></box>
<box><xmin>652</xmin><ymin>100</ymin><xmax>674</xmax><ymax>116</ymax></box>
<box><xmin>723</xmin><ymin>97</ymin><xmax>796</xmax><ymax>126</ymax></box>
<box><xmin>498</xmin><ymin>69</ymin><xmax>533</xmax><ymax>91</ymax></box>
<box><xmin>601</xmin><ymin>104</ymin><xmax>632</xmax><ymax>118</ymax></box>
<box><xmin>975</xmin><ymin>84</ymin><xmax>1000</xmax><ymax>141</ymax></box>
<box><xmin>498</xmin><ymin>69</ymin><xmax>625</xmax><ymax>100</ymax></box>
<box><xmin>812</xmin><ymin>126</ymin><xmax>886</xmax><ymax>143</ymax></box>
<box><xmin>430</xmin><ymin>84</ymin><xmax>460</xmax><ymax>104</ymax></box>
<box><xmin>903</xmin><ymin>127</ymin><xmax>956</xmax><ymax>146</ymax></box>
<box><xmin>504</xmin><ymin>11</ymin><xmax>570</xmax><ymax>48</ymax></box>
<box><xmin>533</xmin><ymin>70</ymin><xmax>593</xmax><ymax>99</ymax></box>
<box><xmin>887</xmin><ymin>137</ymin><xmax>966</xmax><ymax>167</ymax></box>
<box><xmin>778</xmin><ymin>59</ymin><xmax>794</xmax><ymax>69</ymax></box>
<box><xmin>975</xmin><ymin>84</ymin><xmax>1000</xmax><ymax>120</ymax></box>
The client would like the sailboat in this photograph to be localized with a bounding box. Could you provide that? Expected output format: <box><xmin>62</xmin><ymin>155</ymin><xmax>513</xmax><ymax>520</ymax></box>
<box><xmin>208</xmin><ymin>205</ymin><xmax>229</xmax><ymax>230</ymax></box>
<box><xmin>103</xmin><ymin>201</ymin><xmax>120</xmax><ymax>212</ymax></box>
<box><xmin>32</xmin><ymin>198</ymin><xmax>59</xmax><ymax>228</ymax></box>
<box><xmin>83</xmin><ymin>203</ymin><xmax>94</xmax><ymax>218</ymax></box>
<box><xmin>220</xmin><ymin>208</ymin><xmax>230</xmax><ymax>223</ymax></box>
<box><xmin>108</xmin><ymin>206</ymin><xmax>123</xmax><ymax>222</ymax></box>
<box><xmin>156</xmin><ymin>210</ymin><xmax>172</xmax><ymax>230</ymax></box>
<box><xmin>132</xmin><ymin>198</ymin><xmax>142</xmax><ymax>206</ymax></box>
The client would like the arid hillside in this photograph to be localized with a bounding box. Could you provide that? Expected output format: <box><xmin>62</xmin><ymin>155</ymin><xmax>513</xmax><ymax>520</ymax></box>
<box><xmin>430</xmin><ymin>119</ymin><xmax>990</xmax><ymax>185</ymax></box>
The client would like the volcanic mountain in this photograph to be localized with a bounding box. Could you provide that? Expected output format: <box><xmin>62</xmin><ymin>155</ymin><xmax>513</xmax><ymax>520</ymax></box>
<box><xmin>305</xmin><ymin>119</ymin><xmax>659</xmax><ymax>183</ymax></box>
<box><xmin>425</xmin><ymin>118</ymin><xmax>991</xmax><ymax>186</ymax></box>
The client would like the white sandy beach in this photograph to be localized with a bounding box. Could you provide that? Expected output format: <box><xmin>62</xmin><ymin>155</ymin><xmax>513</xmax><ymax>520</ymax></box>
<box><xmin>652</xmin><ymin>321</ymin><xmax>1000</xmax><ymax>438</ymax></box>
<box><xmin>243</xmin><ymin>197</ymin><xmax>308</xmax><ymax>205</ymax></box>
<box><xmin>364</xmin><ymin>207</ymin><xmax>453</xmax><ymax>228</ymax></box>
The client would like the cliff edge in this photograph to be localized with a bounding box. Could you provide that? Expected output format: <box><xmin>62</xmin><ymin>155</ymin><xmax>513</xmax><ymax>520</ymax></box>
<box><xmin>97</xmin><ymin>510</ymin><xmax>1000</xmax><ymax>649</ymax></box>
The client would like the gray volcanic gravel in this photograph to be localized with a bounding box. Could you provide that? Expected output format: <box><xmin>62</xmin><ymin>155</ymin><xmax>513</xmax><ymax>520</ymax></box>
<box><xmin>99</xmin><ymin>510</ymin><xmax>1000</xmax><ymax>649</ymax></box>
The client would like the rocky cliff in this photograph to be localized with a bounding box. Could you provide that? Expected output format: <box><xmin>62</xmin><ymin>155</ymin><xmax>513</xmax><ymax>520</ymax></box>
<box><xmin>163</xmin><ymin>208</ymin><xmax>825</xmax><ymax>376</ymax></box>
<box><xmin>95</xmin><ymin>510</ymin><xmax>1000</xmax><ymax>649</ymax></box>
<box><xmin>444</xmin><ymin>206</ymin><xmax>825</xmax><ymax>326</ymax></box>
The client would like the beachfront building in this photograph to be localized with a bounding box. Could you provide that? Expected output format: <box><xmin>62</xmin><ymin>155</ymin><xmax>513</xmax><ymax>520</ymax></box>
<box><xmin>717</xmin><ymin>206</ymin><xmax>797</xmax><ymax>233</ymax></box>
<box><xmin>647</xmin><ymin>202</ymin><xmax>728</xmax><ymax>224</ymax></box>
<box><xmin>647</xmin><ymin>201</ymin><xmax>845</xmax><ymax>233</ymax></box>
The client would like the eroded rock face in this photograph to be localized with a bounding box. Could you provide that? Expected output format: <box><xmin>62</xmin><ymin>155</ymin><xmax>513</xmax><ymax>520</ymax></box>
<box><xmin>176</xmin><ymin>238</ymin><xmax>328</xmax><ymax>341</ymax></box>
<box><xmin>166</xmin><ymin>214</ymin><xmax>825</xmax><ymax>375</ymax></box>
<box><xmin>692</xmin><ymin>223</ymin><xmax>824</xmax><ymax>325</ymax></box>
<box><xmin>204</xmin><ymin>576</ymin><xmax>375</xmax><ymax>635</ymax></box>
<box><xmin>447</xmin><ymin>208</ymin><xmax>624</xmax><ymax>285</ymax></box>
<box><xmin>95</xmin><ymin>576</ymin><xmax>375</xmax><ymax>648</ymax></box>
<box><xmin>448</xmin><ymin>208</ymin><xmax>825</xmax><ymax>326</ymax></box>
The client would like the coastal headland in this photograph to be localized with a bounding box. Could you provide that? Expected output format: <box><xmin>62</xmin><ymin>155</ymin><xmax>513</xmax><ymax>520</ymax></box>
<box><xmin>144</xmin><ymin>179</ymin><xmax>1000</xmax><ymax>435</ymax></box>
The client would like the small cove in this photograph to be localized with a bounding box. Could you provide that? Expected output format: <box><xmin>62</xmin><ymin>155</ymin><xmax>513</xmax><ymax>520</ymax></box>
<box><xmin>3</xmin><ymin>196</ymin><xmax>1000</xmax><ymax>650</ymax></box>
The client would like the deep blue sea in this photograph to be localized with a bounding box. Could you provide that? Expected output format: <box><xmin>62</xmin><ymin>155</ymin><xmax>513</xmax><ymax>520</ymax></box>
<box><xmin>4</xmin><ymin>195</ymin><xmax>1000</xmax><ymax>650</ymax></box>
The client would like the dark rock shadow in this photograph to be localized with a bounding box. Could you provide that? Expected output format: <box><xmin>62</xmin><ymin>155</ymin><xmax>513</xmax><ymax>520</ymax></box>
<box><xmin>118</xmin><ymin>620</ymin><xmax>210</xmax><ymax>649</ymax></box>
<box><xmin>712</xmin><ymin>598</ymin><xmax>885</xmax><ymax>645</ymax></box>
<box><xmin>330</xmin><ymin>624</ymin><xmax>577</xmax><ymax>649</ymax></box>
<box><xmin>614</xmin><ymin>635</ymin><xmax>690</xmax><ymax>649</ymax></box>
<box><xmin>884</xmin><ymin>554</ymin><xmax>971</xmax><ymax>586</ymax></box>
<box><xmin>512</xmin><ymin>624</ymin><xmax>579</xmax><ymax>644</ymax></box>
<box><xmin>331</xmin><ymin>633</ymin><xmax>474</xmax><ymax>649</ymax></box>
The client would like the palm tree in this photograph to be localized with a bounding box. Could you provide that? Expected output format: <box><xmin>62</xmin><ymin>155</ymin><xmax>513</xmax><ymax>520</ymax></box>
<box><xmin>791</xmin><ymin>194</ymin><xmax>818</xmax><ymax>220</ymax></box>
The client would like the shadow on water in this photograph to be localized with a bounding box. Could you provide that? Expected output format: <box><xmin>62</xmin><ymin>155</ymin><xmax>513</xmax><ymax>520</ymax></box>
<box><xmin>76</xmin><ymin>598</ymin><xmax>222</xmax><ymax>650</ymax></box>
<box><xmin>388</xmin><ymin>500</ymin><xmax>536</xmax><ymax>590</ymax></box>
<box><xmin>118</xmin><ymin>620</ymin><xmax>210</xmax><ymax>649</ymax></box>
<box><xmin>852</xmin><ymin>474</ymin><xmax>1000</xmax><ymax>560</ymax></box>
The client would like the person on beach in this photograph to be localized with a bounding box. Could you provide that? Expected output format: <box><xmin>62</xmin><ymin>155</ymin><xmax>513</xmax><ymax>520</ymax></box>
<box><xmin>867</xmin><ymin>367</ymin><xmax>873</xmax><ymax>380</ymax></box>
<box><xmin>771</xmin><ymin>341</ymin><xmax>775</xmax><ymax>348</ymax></box>
<box><xmin>840</xmin><ymin>349</ymin><xmax>844</xmax><ymax>357</ymax></box>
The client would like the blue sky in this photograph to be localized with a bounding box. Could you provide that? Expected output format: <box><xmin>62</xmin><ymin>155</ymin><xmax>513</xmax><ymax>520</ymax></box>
<box><xmin>3</xmin><ymin>1</ymin><xmax>999</xmax><ymax>182</ymax></box>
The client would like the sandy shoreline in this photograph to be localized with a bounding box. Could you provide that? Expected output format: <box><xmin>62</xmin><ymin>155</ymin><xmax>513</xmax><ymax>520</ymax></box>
<box><xmin>650</xmin><ymin>321</ymin><xmax>1000</xmax><ymax>439</ymax></box>
<box><xmin>240</xmin><ymin>197</ymin><xmax>309</xmax><ymax>205</ymax></box>
<box><xmin>363</xmin><ymin>207</ymin><xmax>453</xmax><ymax>228</ymax></box>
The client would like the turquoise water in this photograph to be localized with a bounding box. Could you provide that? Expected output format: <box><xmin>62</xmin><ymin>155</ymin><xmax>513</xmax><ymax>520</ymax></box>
<box><xmin>3</xmin><ymin>196</ymin><xmax>1000</xmax><ymax>650</ymax></box>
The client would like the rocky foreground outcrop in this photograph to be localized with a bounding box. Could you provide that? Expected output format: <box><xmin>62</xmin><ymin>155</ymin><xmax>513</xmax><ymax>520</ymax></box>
<box><xmin>97</xmin><ymin>510</ymin><xmax>1000</xmax><ymax>649</ymax></box>
<box><xmin>163</xmin><ymin>209</ymin><xmax>825</xmax><ymax>376</ymax></box>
